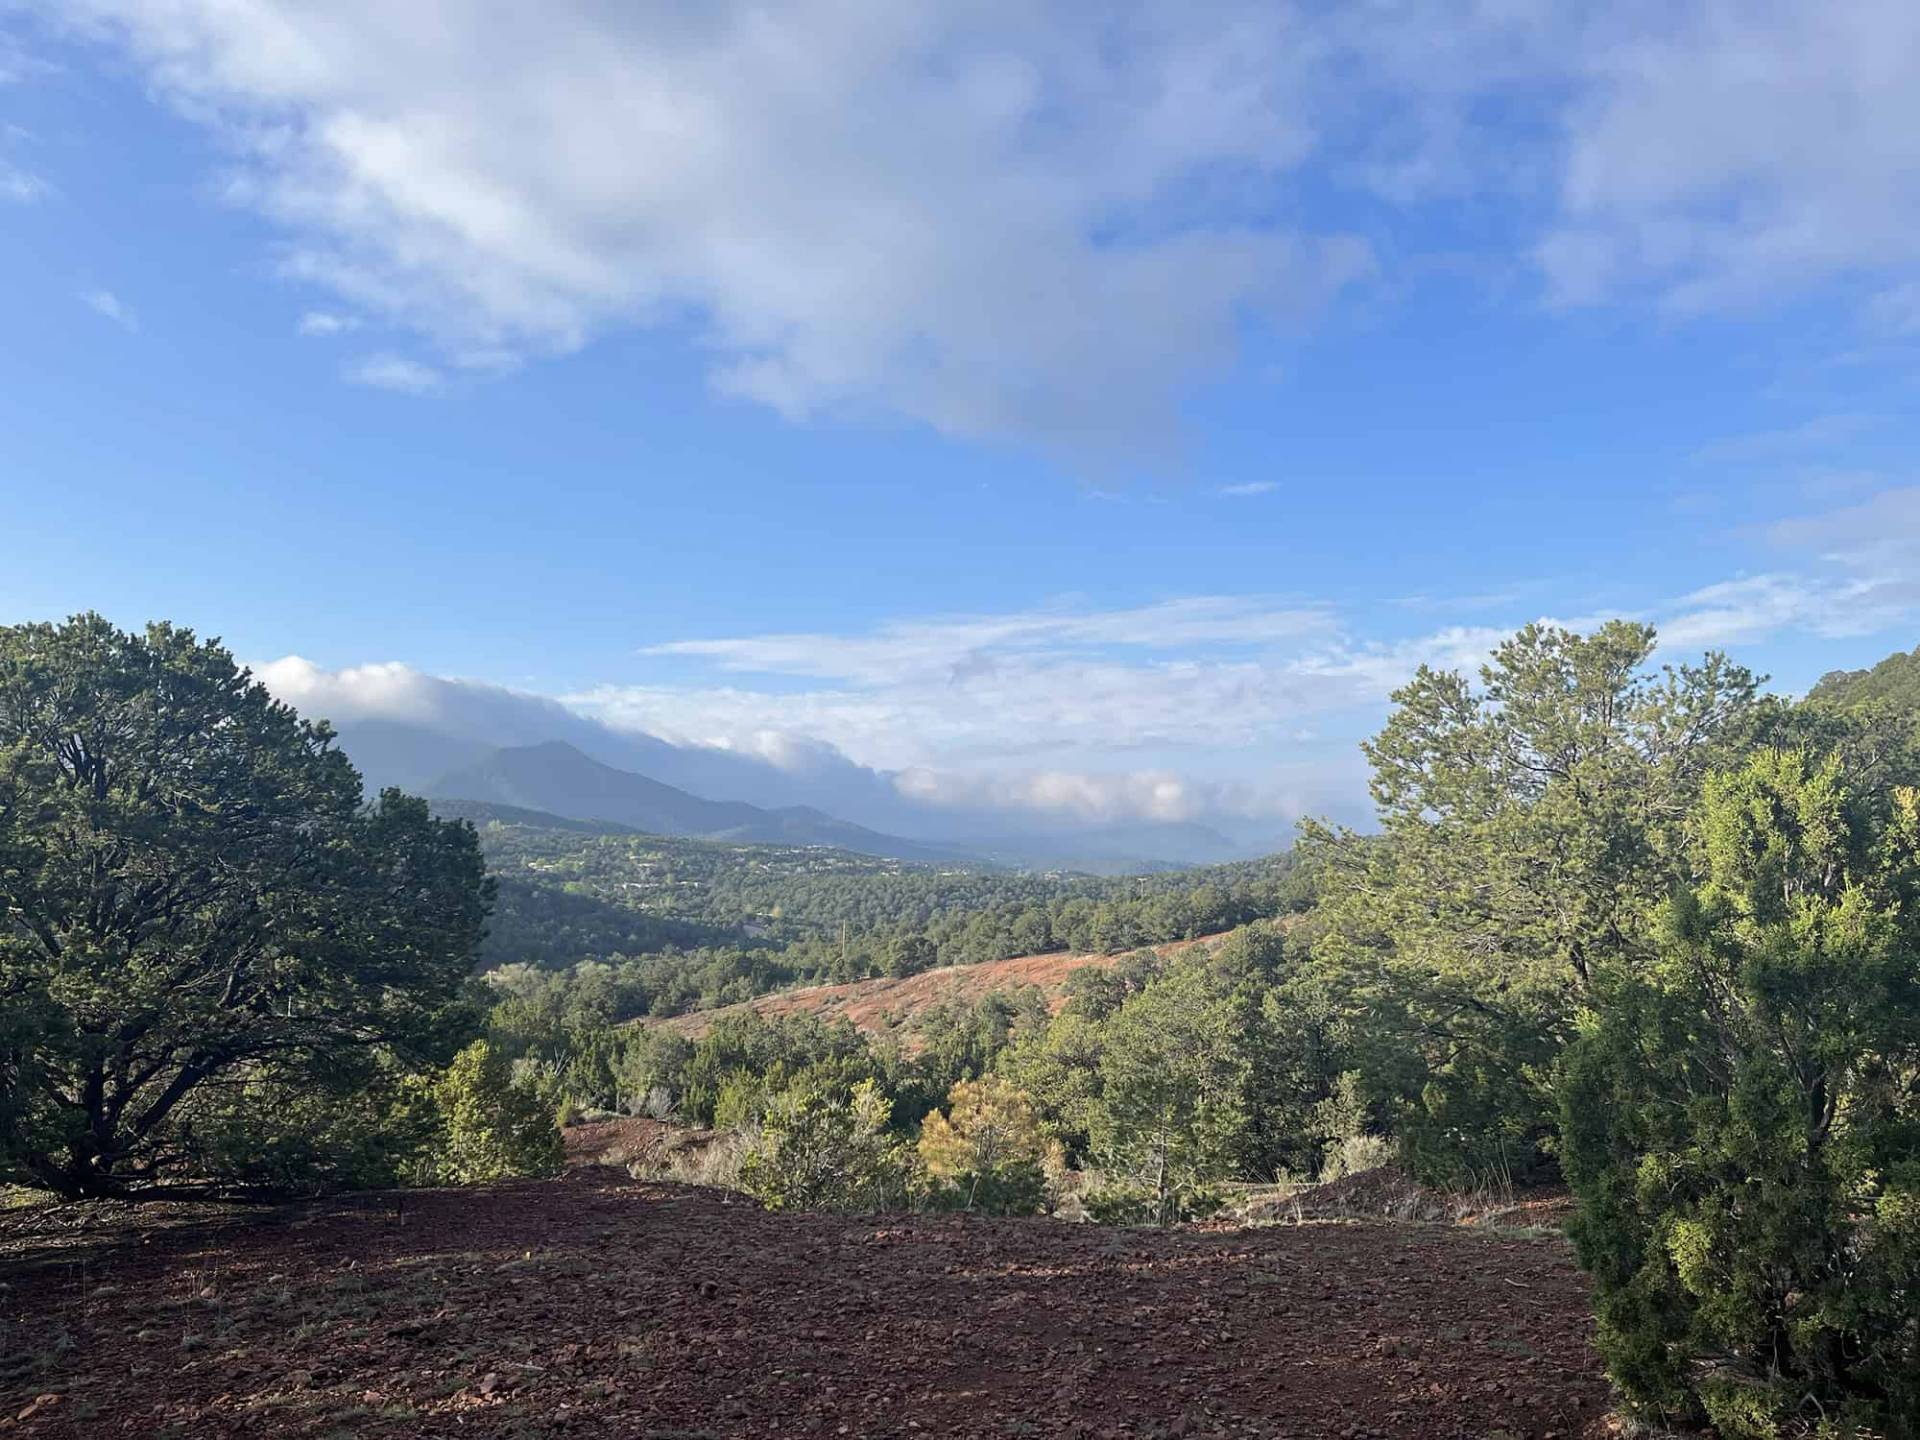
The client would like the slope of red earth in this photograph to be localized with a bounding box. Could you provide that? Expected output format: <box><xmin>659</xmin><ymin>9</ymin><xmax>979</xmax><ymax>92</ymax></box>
<box><xmin>2</xmin><ymin>1166</ymin><xmax>1613</xmax><ymax>1440</ymax></box>
<box><xmin>645</xmin><ymin>935</ymin><xmax>1223</xmax><ymax>1045</ymax></box>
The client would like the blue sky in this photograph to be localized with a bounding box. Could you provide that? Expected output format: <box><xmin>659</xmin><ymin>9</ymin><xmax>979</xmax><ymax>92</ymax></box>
<box><xmin>4</xmin><ymin>3</ymin><xmax>1919</xmax><ymax>841</ymax></box>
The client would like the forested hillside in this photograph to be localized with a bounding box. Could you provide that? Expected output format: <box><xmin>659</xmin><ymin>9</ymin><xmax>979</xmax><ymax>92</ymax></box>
<box><xmin>1810</xmin><ymin>642</ymin><xmax>1920</xmax><ymax>714</ymax></box>
<box><xmin>463</xmin><ymin>810</ymin><xmax>1310</xmax><ymax>1016</ymax></box>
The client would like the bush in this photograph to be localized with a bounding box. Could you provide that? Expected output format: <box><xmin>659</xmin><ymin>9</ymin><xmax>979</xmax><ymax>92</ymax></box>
<box><xmin>1319</xmin><ymin>1133</ymin><xmax>1395</xmax><ymax>1182</ymax></box>
<box><xmin>1083</xmin><ymin>1177</ymin><xmax>1222</xmax><ymax>1226</ymax></box>
<box><xmin>737</xmin><ymin>1077</ymin><xmax>908</xmax><ymax>1213</ymax></box>
<box><xmin>429</xmin><ymin>1041</ymin><xmax>565</xmax><ymax>1184</ymax></box>
<box><xmin>917</xmin><ymin>1076</ymin><xmax>1047</xmax><ymax>1215</ymax></box>
<box><xmin>1561</xmin><ymin>754</ymin><xmax>1920</xmax><ymax>1437</ymax></box>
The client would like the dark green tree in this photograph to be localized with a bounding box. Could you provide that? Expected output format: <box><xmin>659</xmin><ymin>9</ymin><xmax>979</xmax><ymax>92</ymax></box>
<box><xmin>1305</xmin><ymin>622</ymin><xmax>1765</xmax><ymax>1179</ymax></box>
<box><xmin>1088</xmin><ymin>959</ymin><xmax>1268</xmax><ymax>1224</ymax></box>
<box><xmin>0</xmin><ymin>615</ymin><xmax>492</xmax><ymax>1197</ymax></box>
<box><xmin>428</xmin><ymin>1040</ymin><xmax>563</xmax><ymax>1184</ymax></box>
<box><xmin>1561</xmin><ymin>750</ymin><xmax>1920</xmax><ymax>1436</ymax></box>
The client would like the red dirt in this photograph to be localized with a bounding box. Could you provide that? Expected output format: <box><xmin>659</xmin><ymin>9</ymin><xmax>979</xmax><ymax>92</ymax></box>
<box><xmin>1</xmin><ymin>1166</ymin><xmax>1614</xmax><ymax>1439</ymax></box>
<box><xmin>645</xmin><ymin>935</ymin><xmax>1224</xmax><ymax>1044</ymax></box>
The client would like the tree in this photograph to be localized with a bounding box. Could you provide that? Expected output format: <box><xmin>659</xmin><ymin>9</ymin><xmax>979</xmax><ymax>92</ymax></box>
<box><xmin>0</xmin><ymin>615</ymin><xmax>492</xmax><ymax>1197</ymax></box>
<box><xmin>884</xmin><ymin>932</ymin><xmax>937</xmax><ymax>978</ymax></box>
<box><xmin>429</xmin><ymin>1040</ymin><xmax>564</xmax><ymax>1184</ymax></box>
<box><xmin>736</xmin><ymin>1075</ymin><xmax>907</xmax><ymax>1213</ymax></box>
<box><xmin>1089</xmin><ymin>961</ymin><xmax>1261</xmax><ymax>1224</ymax></box>
<box><xmin>1561</xmin><ymin>750</ymin><xmax>1920</xmax><ymax>1436</ymax></box>
<box><xmin>918</xmin><ymin>1075</ymin><xmax>1046</xmax><ymax>1214</ymax></box>
<box><xmin>1305</xmin><ymin>622</ymin><xmax>1765</xmax><ymax>1180</ymax></box>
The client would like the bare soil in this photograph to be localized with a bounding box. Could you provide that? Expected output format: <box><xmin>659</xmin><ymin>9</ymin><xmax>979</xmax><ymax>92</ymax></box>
<box><xmin>644</xmin><ymin>935</ymin><xmax>1224</xmax><ymax>1046</ymax></box>
<box><xmin>1</xmin><ymin>1166</ymin><xmax>1612</xmax><ymax>1439</ymax></box>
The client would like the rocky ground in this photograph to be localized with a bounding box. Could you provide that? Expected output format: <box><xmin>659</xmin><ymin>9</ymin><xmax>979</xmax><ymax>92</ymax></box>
<box><xmin>1</xmin><ymin>1166</ymin><xmax>1613</xmax><ymax>1439</ymax></box>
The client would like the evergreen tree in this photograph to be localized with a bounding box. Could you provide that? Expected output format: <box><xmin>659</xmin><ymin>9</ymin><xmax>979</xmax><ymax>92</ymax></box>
<box><xmin>1561</xmin><ymin>750</ymin><xmax>1920</xmax><ymax>1436</ymax></box>
<box><xmin>1305</xmin><ymin>622</ymin><xmax>1765</xmax><ymax>1180</ymax></box>
<box><xmin>918</xmin><ymin>1075</ymin><xmax>1046</xmax><ymax>1214</ymax></box>
<box><xmin>0</xmin><ymin>615</ymin><xmax>493</xmax><ymax>1197</ymax></box>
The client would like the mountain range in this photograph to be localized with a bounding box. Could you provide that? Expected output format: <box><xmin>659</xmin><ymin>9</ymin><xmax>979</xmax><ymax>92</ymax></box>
<box><xmin>330</xmin><ymin>718</ymin><xmax>1246</xmax><ymax>873</ymax></box>
<box><xmin>419</xmin><ymin>740</ymin><xmax>966</xmax><ymax>864</ymax></box>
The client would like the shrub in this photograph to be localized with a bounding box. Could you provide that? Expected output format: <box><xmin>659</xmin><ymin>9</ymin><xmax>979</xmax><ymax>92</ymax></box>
<box><xmin>1319</xmin><ymin>1133</ymin><xmax>1395</xmax><ymax>1182</ymax></box>
<box><xmin>1561</xmin><ymin>753</ymin><xmax>1920</xmax><ymax>1437</ymax></box>
<box><xmin>429</xmin><ymin>1041</ymin><xmax>565</xmax><ymax>1184</ymax></box>
<box><xmin>712</xmin><ymin>1071</ymin><xmax>768</xmax><ymax>1133</ymax></box>
<box><xmin>918</xmin><ymin>1076</ymin><xmax>1046</xmax><ymax>1215</ymax></box>
<box><xmin>1083</xmin><ymin>1177</ymin><xmax>1222</xmax><ymax>1226</ymax></box>
<box><xmin>737</xmin><ymin>1077</ymin><xmax>908</xmax><ymax>1213</ymax></box>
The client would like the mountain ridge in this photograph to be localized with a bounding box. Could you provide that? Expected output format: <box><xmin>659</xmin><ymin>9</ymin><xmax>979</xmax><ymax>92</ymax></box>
<box><xmin>422</xmin><ymin>740</ymin><xmax>969</xmax><ymax>865</ymax></box>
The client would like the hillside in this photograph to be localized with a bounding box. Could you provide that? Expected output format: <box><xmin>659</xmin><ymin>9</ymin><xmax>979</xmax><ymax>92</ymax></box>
<box><xmin>1810</xmin><ymin>642</ymin><xmax>1920</xmax><ymax>713</ymax></box>
<box><xmin>0</xmin><ymin>1167</ymin><xmax>1611</xmax><ymax>1439</ymax></box>
<box><xmin>426</xmin><ymin>741</ymin><xmax>964</xmax><ymax>864</ymax></box>
<box><xmin>641</xmin><ymin>936</ymin><xmax>1219</xmax><ymax>1042</ymax></box>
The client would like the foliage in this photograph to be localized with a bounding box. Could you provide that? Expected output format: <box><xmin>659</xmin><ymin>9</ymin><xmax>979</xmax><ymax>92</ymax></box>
<box><xmin>427</xmin><ymin>1040</ymin><xmax>565</xmax><ymax>1185</ymax></box>
<box><xmin>1304</xmin><ymin>621</ymin><xmax>1766</xmax><ymax>1181</ymax></box>
<box><xmin>1082</xmin><ymin>1177</ymin><xmax>1223</xmax><ymax>1226</ymax></box>
<box><xmin>1561</xmin><ymin>750</ymin><xmax>1920</xmax><ymax>1437</ymax></box>
<box><xmin>1089</xmin><ymin>959</ymin><xmax>1267</xmax><ymax>1224</ymax></box>
<box><xmin>737</xmin><ymin>1076</ymin><xmax>909</xmax><ymax>1213</ymax></box>
<box><xmin>918</xmin><ymin>1076</ymin><xmax>1047</xmax><ymax>1215</ymax></box>
<box><xmin>1808</xmin><ymin>642</ymin><xmax>1920</xmax><ymax>718</ymax></box>
<box><xmin>663</xmin><ymin>1012</ymin><xmax>886</xmax><ymax>1128</ymax></box>
<box><xmin>0</xmin><ymin>615</ymin><xmax>492</xmax><ymax>1198</ymax></box>
<box><xmin>468</xmin><ymin>815</ymin><xmax>1308</xmax><ymax>1017</ymax></box>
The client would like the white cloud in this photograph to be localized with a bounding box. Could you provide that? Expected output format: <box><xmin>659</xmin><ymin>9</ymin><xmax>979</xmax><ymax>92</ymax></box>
<box><xmin>344</xmin><ymin>353</ymin><xmax>441</xmax><ymax>394</ymax></box>
<box><xmin>646</xmin><ymin>596</ymin><xmax>1335</xmax><ymax>686</ymax></box>
<box><xmin>255</xmin><ymin>657</ymin><xmax>559</xmax><ymax>734</ymax></box>
<box><xmin>574</xmin><ymin>603</ymin><xmax>1506</xmax><ymax>780</ymax></box>
<box><xmin>892</xmin><ymin>754</ymin><xmax>1374</xmax><ymax>829</ymax></box>
<box><xmin>252</xmin><ymin>551</ymin><xmax>1920</xmax><ymax>832</ymax></box>
<box><xmin>297</xmin><ymin>309</ymin><xmax>358</xmax><ymax>336</ymax></box>
<box><xmin>1</xmin><ymin>124</ymin><xmax>46</xmax><ymax>202</ymax></box>
<box><xmin>1</xmin><ymin>164</ymin><xmax>43</xmax><ymax>202</ymax></box>
<box><xmin>56</xmin><ymin>0</ymin><xmax>1373</xmax><ymax>450</ymax></box>
<box><xmin>1218</xmin><ymin>480</ymin><xmax>1279</xmax><ymax>496</ymax></box>
<box><xmin>1693</xmin><ymin>413</ymin><xmax>1879</xmax><ymax>464</ymax></box>
<box><xmin>1769</xmin><ymin>484</ymin><xmax>1920</xmax><ymax>569</ymax></box>
<box><xmin>1542</xmin><ymin>1</ymin><xmax>1920</xmax><ymax>312</ymax></box>
<box><xmin>42</xmin><ymin>2</ymin><xmax>1920</xmax><ymax>436</ymax></box>
<box><xmin>1655</xmin><ymin>486</ymin><xmax>1920</xmax><ymax>649</ymax></box>
<box><xmin>79</xmin><ymin>288</ymin><xmax>137</xmax><ymax>330</ymax></box>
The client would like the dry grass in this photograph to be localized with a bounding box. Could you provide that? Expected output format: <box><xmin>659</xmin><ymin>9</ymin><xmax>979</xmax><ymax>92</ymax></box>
<box><xmin>637</xmin><ymin>934</ymin><xmax>1228</xmax><ymax>1046</ymax></box>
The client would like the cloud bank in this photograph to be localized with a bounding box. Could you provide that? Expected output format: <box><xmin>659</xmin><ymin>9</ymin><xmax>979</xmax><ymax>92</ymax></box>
<box><xmin>254</xmin><ymin>478</ymin><xmax>1920</xmax><ymax>837</ymax></box>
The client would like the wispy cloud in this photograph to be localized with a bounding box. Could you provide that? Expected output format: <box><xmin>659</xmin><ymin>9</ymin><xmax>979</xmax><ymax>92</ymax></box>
<box><xmin>344</xmin><ymin>354</ymin><xmax>442</xmax><ymax>394</ymax></box>
<box><xmin>297</xmin><ymin>310</ymin><xmax>359</xmax><ymax>337</ymax></box>
<box><xmin>1</xmin><ymin>166</ymin><xmax>44</xmax><ymax>202</ymax></box>
<box><xmin>1656</xmin><ymin>485</ymin><xmax>1920</xmax><ymax>649</ymax></box>
<box><xmin>1694</xmin><ymin>413</ymin><xmax>1880</xmax><ymax>464</ymax></box>
<box><xmin>1218</xmin><ymin>480</ymin><xmax>1279</xmax><ymax>497</ymax></box>
<box><xmin>575</xmin><ymin>601</ymin><xmax>1500</xmax><ymax>789</ymax></box>
<box><xmin>79</xmin><ymin>288</ymin><xmax>137</xmax><ymax>331</ymax></box>
<box><xmin>644</xmin><ymin>597</ymin><xmax>1337</xmax><ymax>686</ymax></box>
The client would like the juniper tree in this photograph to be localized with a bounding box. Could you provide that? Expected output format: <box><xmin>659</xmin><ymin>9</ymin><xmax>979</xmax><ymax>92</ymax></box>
<box><xmin>1561</xmin><ymin>750</ymin><xmax>1920</xmax><ymax>1436</ymax></box>
<box><xmin>0</xmin><ymin>615</ymin><xmax>491</xmax><ymax>1196</ymax></box>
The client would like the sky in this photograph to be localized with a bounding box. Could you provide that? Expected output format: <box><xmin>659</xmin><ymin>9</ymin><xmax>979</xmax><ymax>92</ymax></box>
<box><xmin>3</xmin><ymin>1</ymin><xmax>1920</xmax><ymax>844</ymax></box>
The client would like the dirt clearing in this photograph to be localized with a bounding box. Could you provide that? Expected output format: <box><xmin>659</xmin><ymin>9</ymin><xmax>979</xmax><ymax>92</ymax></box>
<box><xmin>2</xmin><ymin>1167</ymin><xmax>1611</xmax><ymax>1438</ymax></box>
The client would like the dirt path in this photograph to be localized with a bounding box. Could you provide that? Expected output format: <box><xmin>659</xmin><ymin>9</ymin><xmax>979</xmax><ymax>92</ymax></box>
<box><xmin>1</xmin><ymin>1168</ymin><xmax>1612</xmax><ymax>1438</ymax></box>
